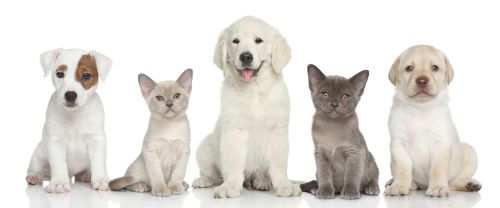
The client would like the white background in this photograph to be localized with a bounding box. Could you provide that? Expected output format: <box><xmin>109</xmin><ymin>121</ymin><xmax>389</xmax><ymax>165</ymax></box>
<box><xmin>1</xmin><ymin>0</ymin><xmax>499</xmax><ymax>207</ymax></box>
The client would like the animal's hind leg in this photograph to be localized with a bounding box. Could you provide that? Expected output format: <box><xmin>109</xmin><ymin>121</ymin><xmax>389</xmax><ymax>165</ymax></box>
<box><xmin>26</xmin><ymin>145</ymin><xmax>49</xmax><ymax>185</ymax></box>
<box><xmin>449</xmin><ymin>143</ymin><xmax>481</xmax><ymax>192</ymax></box>
<box><xmin>192</xmin><ymin>134</ymin><xmax>223</xmax><ymax>188</ymax></box>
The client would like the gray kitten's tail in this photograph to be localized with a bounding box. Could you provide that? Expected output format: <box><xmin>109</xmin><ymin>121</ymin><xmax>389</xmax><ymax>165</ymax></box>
<box><xmin>109</xmin><ymin>176</ymin><xmax>135</xmax><ymax>191</ymax></box>
<box><xmin>300</xmin><ymin>180</ymin><xmax>318</xmax><ymax>194</ymax></box>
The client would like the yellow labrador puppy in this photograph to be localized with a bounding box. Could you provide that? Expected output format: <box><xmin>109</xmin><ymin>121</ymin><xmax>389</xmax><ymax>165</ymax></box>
<box><xmin>384</xmin><ymin>45</ymin><xmax>481</xmax><ymax>197</ymax></box>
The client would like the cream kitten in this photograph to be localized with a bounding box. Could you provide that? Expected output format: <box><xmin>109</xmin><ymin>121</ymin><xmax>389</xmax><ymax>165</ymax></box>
<box><xmin>109</xmin><ymin>69</ymin><xmax>193</xmax><ymax>197</ymax></box>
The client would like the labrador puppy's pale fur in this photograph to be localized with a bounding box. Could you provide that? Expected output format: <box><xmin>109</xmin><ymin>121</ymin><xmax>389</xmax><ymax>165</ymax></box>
<box><xmin>385</xmin><ymin>45</ymin><xmax>481</xmax><ymax>197</ymax></box>
<box><xmin>192</xmin><ymin>16</ymin><xmax>301</xmax><ymax>198</ymax></box>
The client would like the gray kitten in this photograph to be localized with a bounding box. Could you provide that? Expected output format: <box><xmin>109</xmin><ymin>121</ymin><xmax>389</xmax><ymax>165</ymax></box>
<box><xmin>300</xmin><ymin>64</ymin><xmax>379</xmax><ymax>199</ymax></box>
<box><xmin>109</xmin><ymin>69</ymin><xmax>192</xmax><ymax>197</ymax></box>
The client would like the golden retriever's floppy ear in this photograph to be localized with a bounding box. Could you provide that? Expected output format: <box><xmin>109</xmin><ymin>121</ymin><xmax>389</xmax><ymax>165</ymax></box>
<box><xmin>213</xmin><ymin>29</ymin><xmax>228</xmax><ymax>72</ymax></box>
<box><xmin>443</xmin><ymin>53</ymin><xmax>454</xmax><ymax>84</ymax></box>
<box><xmin>40</xmin><ymin>48</ymin><xmax>63</xmax><ymax>77</ymax></box>
<box><xmin>271</xmin><ymin>31</ymin><xmax>291</xmax><ymax>74</ymax></box>
<box><xmin>389</xmin><ymin>55</ymin><xmax>401</xmax><ymax>85</ymax></box>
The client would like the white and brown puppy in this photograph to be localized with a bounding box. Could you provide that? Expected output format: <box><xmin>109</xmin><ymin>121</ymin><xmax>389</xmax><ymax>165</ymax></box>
<box><xmin>192</xmin><ymin>16</ymin><xmax>301</xmax><ymax>198</ymax></box>
<box><xmin>26</xmin><ymin>48</ymin><xmax>112</xmax><ymax>193</ymax></box>
<box><xmin>385</xmin><ymin>45</ymin><xmax>481</xmax><ymax>197</ymax></box>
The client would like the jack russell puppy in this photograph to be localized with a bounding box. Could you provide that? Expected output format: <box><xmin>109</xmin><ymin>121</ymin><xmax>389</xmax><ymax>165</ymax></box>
<box><xmin>384</xmin><ymin>45</ymin><xmax>481</xmax><ymax>197</ymax></box>
<box><xmin>26</xmin><ymin>48</ymin><xmax>112</xmax><ymax>193</ymax></box>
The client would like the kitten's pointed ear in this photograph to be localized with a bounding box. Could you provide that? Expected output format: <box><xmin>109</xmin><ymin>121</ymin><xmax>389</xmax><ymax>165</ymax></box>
<box><xmin>307</xmin><ymin>64</ymin><xmax>326</xmax><ymax>92</ymax></box>
<box><xmin>349</xmin><ymin>70</ymin><xmax>369</xmax><ymax>96</ymax></box>
<box><xmin>138</xmin><ymin>73</ymin><xmax>156</xmax><ymax>98</ymax></box>
<box><xmin>177</xmin><ymin>68</ymin><xmax>193</xmax><ymax>93</ymax></box>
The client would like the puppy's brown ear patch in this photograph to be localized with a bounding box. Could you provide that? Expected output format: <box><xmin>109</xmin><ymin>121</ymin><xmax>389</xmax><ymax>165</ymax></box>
<box><xmin>76</xmin><ymin>54</ymin><xmax>99</xmax><ymax>90</ymax></box>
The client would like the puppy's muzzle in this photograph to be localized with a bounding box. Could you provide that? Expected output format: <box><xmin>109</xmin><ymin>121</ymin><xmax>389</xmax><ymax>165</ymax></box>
<box><xmin>416</xmin><ymin>76</ymin><xmax>429</xmax><ymax>88</ymax></box>
<box><xmin>239</xmin><ymin>52</ymin><xmax>253</xmax><ymax>66</ymax></box>
<box><xmin>64</xmin><ymin>91</ymin><xmax>77</xmax><ymax>104</ymax></box>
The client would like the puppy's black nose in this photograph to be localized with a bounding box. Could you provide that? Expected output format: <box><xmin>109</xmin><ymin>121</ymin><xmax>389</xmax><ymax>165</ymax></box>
<box><xmin>64</xmin><ymin>91</ymin><xmax>77</xmax><ymax>103</ymax></box>
<box><xmin>416</xmin><ymin>76</ymin><xmax>429</xmax><ymax>88</ymax></box>
<box><xmin>239</xmin><ymin>52</ymin><xmax>253</xmax><ymax>65</ymax></box>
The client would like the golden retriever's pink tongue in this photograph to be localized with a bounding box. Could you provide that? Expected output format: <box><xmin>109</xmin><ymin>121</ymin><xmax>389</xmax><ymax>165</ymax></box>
<box><xmin>241</xmin><ymin>68</ymin><xmax>254</xmax><ymax>80</ymax></box>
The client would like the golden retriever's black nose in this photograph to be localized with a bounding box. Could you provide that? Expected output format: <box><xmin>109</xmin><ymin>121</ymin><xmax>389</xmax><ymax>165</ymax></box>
<box><xmin>64</xmin><ymin>91</ymin><xmax>77</xmax><ymax>103</ymax></box>
<box><xmin>239</xmin><ymin>52</ymin><xmax>253</xmax><ymax>65</ymax></box>
<box><xmin>416</xmin><ymin>76</ymin><xmax>429</xmax><ymax>88</ymax></box>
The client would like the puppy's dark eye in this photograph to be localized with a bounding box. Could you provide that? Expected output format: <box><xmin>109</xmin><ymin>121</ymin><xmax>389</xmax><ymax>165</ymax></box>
<box><xmin>255</xmin><ymin>38</ymin><xmax>263</xmax><ymax>44</ymax></box>
<box><xmin>432</xmin><ymin>65</ymin><xmax>439</xmax><ymax>71</ymax></box>
<box><xmin>56</xmin><ymin>72</ymin><xmax>65</xmax><ymax>78</ymax></box>
<box><xmin>82</xmin><ymin>73</ymin><xmax>92</xmax><ymax>81</ymax></box>
<box><xmin>232</xmin><ymin>38</ymin><xmax>240</xmax><ymax>44</ymax></box>
<box><xmin>342</xmin><ymin>94</ymin><xmax>350</xmax><ymax>100</ymax></box>
<box><xmin>405</xmin><ymin>66</ymin><xmax>414</xmax><ymax>72</ymax></box>
<box><xmin>156</xmin><ymin>96</ymin><xmax>164</xmax><ymax>101</ymax></box>
<box><xmin>173</xmin><ymin>93</ymin><xmax>181</xmax><ymax>99</ymax></box>
<box><xmin>321</xmin><ymin>92</ymin><xmax>329</xmax><ymax>97</ymax></box>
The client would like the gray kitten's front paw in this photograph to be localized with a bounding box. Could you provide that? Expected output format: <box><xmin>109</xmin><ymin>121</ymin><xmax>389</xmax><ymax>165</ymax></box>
<box><xmin>364</xmin><ymin>182</ymin><xmax>380</xmax><ymax>195</ymax></box>
<box><xmin>316</xmin><ymin>185</ymin><xmax>335</xmax><ymax>199</ymax></box>
<box><xmin>341</xmin><ymin>186</ymin><xmax>361</xmax><ymax>200</ymax></box>
<box><xmin>152</xmin><ymin>185</ymin><xmax>171</xmax><ymax>197</ymax></box>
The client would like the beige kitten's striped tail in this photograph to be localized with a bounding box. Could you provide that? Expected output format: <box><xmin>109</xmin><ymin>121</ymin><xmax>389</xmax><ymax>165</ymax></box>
<box><xmin>109</xmin><ymin>176</ymin><xmax>136</xmax><ymax>191</ymax></box>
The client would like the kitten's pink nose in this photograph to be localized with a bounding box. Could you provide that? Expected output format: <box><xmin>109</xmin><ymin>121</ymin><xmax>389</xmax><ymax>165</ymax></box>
<box><xmin>166</xmin><ymin>103</ymin><xmax>173</xmax><ymax>107</ymax></box>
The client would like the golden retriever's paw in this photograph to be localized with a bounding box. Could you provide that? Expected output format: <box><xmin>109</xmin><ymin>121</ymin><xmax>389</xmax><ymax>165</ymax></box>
<box><xmin>466</xmin><ymin>181</ymin><xmax>482</xmax><ymax>192</ymax></box>
<box><xmin>26</xmin><ymin>175</ymin><xmax>44</xmax><ymax>185</ymax></box>
<box><xmin>384</xmin><ymin>183</ymin><xmax>410</xmax><ymax>196</ymax></box>
<box><xmin>214</xmin><ymin>184</ymin><xmax>241</xmax><ymax>198</ymax></box>
<box><xmin>152</xmin><ymin>185</ymin><xmax>171</xmax><ymax>197</ymax></box>
<box><xmin>275</xmin><ymin>183</ymin><xmax>301</xmax><ymax>197</ymax></box>
<box><xmin>92</xmin><ymin>179</ymin><xmax>109</xmax><ymax>191</ymax></box>
<box><xmin>47</xmin><ymin>181</ymin><xmax>71</xmax><ymax>193</ymax></box>
<box><xmin>426</xmin><ymin>185</ymin><xmax>449</xmax><ymax>197</ymax></box>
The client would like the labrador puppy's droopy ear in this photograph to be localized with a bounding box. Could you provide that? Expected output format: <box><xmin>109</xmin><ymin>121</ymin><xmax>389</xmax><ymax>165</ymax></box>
<box><xmin>213</xmin><ymin>29</ymin><xmax>228</xmax><ymax>73</ymax></box>
<box><xmin>90</xmin><ymin>50</ymin><xmax>112</xmax><ymax>82</ymax></box>
<box><xmin>40</xmin><ymin>48</ymin><xmax>63</xmax><ymax>77</ymax></box>
<box><xmin>272</xmin><ymin>31</ymin><xmax>291</xmax><ymax>74</ymax></box>
<box><xmin>443</xmin><ymin>53</ymin><xmax>454</xmax><ymax>84</ymax></box>
<box><xmin>388</xmin><ymin>54</ymin><xmax>401</xmax><ymax>86</ymax></box>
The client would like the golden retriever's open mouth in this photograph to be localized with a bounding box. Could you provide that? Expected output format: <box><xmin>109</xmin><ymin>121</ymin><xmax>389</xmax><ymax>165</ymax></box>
<box><xmin>238</xmin><ymin>61</ymin><xmax>264</xmax><ymax>81</ymax></box>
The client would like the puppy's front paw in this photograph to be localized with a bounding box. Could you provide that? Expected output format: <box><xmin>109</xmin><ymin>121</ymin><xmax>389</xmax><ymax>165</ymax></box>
<box><xmin>384</xmin><ymin>183</ymin><xmax>410</xmax><ymax>196</ymax></box>
<box><xmin>152</xmin><ymin>185</ymin><xmax>171</xmax><ymax>197</ymax></box>
<box><xmin>466</xmin><ymin>181</ymin><xmax>482</xmax><ymax>192</ymax></box>
<box><xmin>316</xmin><ymin>185</ymin><xmax>335</xmax><ymax>199</ymax></box>
<box><xmin>169</xmin><ymin>183</ymin><xmax>187</xmax><ymax>195</ymax></box>
<box><xmin>26</xmin><ymin>175</ymin><xmax>44</xmax><ymax>185</ymax></box>
<box><xmin>275</xmin><ymin>183</ymin><xmax>301</xmax><ymax>197</ymax></box>
<box><xmin>192</xmin><ymin>177</ymin><xmax>215</xmax><ymax>188</ymax></box>
<box><xmin>92</xmin><ymin>179</ymin><xmax>109</xmax><ymax>191</ymax></box>
<box><xmin>214</xmin><ymin>184</ymin><xmax>241</xmax><ymax>198</ymax></box>
<box><xmin>47</xmin><ymin>181</ymin><xmax>71</xmax><ymax>193</ymax></box>
<box><xmin>426</xmin><ymin>185</ymin><xmax>449</xmax><ymax>197</ymax></box>
<box><xmin>341</xmin><ymin>186</ymin><xmax>361</xmax><ymax>200</ymax></box>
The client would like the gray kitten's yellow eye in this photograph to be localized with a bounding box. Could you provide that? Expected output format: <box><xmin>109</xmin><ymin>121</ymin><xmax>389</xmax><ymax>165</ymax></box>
<box><xmin>321</xmin><ymin>92</ymin><xmax>329</xmax><ymax>97</ymax></box>
<box><xmin>173</xmin><ymin>93</ymin><xmax>181</xmax><ymax>99</ymax></box>
<box><xmin>342</xmin><ymin>94</ymin><xmax>350</xmax><ymax>100</ymax></box>
<box><xmin>155</xmin><ymin>96</ymin><xmax>164</xmax><ymax>101</ymax></box>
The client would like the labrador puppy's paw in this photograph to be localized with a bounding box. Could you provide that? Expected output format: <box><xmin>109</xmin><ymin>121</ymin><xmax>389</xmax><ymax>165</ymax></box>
<box><xmin>26</xmin><ymin>175</ymin><xmax>44</xmax><ymax>185</ymax></box>
<box><xmin>426</xmin><ymin>185</ymin><xmax>449</xmax><ymax>197</ymax></box>
<box><xmin>214</xmin><ymin>184</ymin><xmax>241</xmax><ymax>198</ymax></box>
<box><xmin>275</xmin><ymin>183</ymin><xmax>301</xmax><ymax>197</ymax></box>
<box><xmin>92</xmin><ymin>179</ymin><xmax>109</xmax><ymax>191</ymax></box>
<box><xmin>47</xmin><ymin>180</ymin><xmax>71</xmax><ymax>193</ymax></box>
<box><xmin>384</xmin><ymin>183</ymin><xmax>410</xmax><ymax>196</ymax></box>
<box><xmin>466</xmin><ymin>181</ymin><xmax>482</xmax><ymax>192</ymax></box>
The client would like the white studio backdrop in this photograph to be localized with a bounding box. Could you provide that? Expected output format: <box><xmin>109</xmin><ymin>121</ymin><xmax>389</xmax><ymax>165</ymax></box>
<box><xmin>0</xmin><ymin>0</ymin><xmax>499</xmax><ymax>207</ymax></box>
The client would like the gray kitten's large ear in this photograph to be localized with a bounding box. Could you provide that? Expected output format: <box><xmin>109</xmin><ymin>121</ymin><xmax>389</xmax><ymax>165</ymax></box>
<box><xmin>138</xmin><ymin>73</ymin><xmax>156</xmax><ymax>98</ymax></box>
<box><xmin>40</xmin><ymin>48</ymin><xmax>63</xmax><ymax>77</ymax></box>
<box><xmin>349</xmin><ymin>70</ymin><xmax>369</xmax><ymax>96</ymax></box>
<box><xmin>271</xmin><ymin>30</ymin><xmax>291</xmax><ymax>74</ymax></box>
<box><xmin>177</xmin><ymin>68</ymin><xmax>193</xmax><ymax>93</ymax></box>
<box><xmin>307</xmin><ymin>64</ymin><xmax>326</xmax><ymax>92</ymax></box>
<box><xmin>90</xmin><ymin>50</ymin><xmax>112</xmax><ymax>82</ymax></box>
<box><xmin>213</xmin><ymin>28</ymin><xmax>228</xmax><ymax>73</ymax></box>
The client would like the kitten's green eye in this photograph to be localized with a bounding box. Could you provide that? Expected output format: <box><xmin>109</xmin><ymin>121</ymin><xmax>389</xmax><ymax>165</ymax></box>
<box><xmin>321</xmin><ymin>92</ymin><xmax>329</xmax><ymax>97</ymax></box>
<box><xmin>173</xmin><ymin>93</ymin><xmax>181</xmax><ymax>99</ymax></box>
<box><xmin>342</xmin><ymin>94</ymin><xmax>350</xmax><ymax>100</ymax></box>
<box><xmin>156</xmin><ymin>96</ymin><xmax>164</xmax><ymax>101</ymax></box>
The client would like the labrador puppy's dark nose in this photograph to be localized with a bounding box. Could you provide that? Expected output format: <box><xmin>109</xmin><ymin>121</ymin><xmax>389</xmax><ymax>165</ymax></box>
<box><xmin>239</xmin><ymin>52</ymin><xmax>253</xmax><ymax>65</ymax></box>
<box><xmin>416</xmin><ymin>76</ymin><xmax>429</xmax><ymax>88</ymax></box>
<box><xmin>64</xmin><ymin>91</ymin><xmax>77</xmax><ymax>103</ymax></box>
